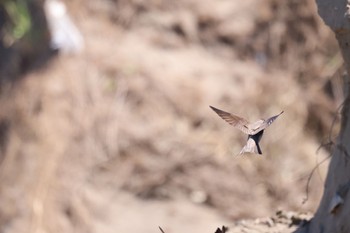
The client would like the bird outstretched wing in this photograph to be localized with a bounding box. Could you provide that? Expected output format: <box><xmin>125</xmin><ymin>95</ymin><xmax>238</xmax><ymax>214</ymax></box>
<box><xmin>210</xmin><ymin>106</ymin><xmax>283</xmax><ymax>135</ymax></box>
<box><xmin>210</xmin><ymin>106</ymin><xmax>251</xmax><ymax>134</ymax></box>
<box><xmin>249</xmin><ymin>111</ymin><xmax>284</xmax><ymax>134</ymax></box>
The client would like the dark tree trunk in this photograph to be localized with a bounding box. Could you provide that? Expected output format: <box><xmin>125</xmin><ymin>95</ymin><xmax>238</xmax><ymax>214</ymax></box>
<box><xmin>297</xmin><ymin>0</ymin><xmax>350</xmax><ymax>232</ymax></box>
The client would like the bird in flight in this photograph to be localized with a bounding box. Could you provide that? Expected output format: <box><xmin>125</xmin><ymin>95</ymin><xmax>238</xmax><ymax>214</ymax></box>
<box><xmin>210</xmin><ymin>106</ymin><xmax>283</xmax><ymax>155</ymax></box>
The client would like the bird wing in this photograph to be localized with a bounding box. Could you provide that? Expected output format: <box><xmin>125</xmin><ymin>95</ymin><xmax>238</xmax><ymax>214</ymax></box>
<box><xmin>249</xmin><ymin>111</ymin><xmax>284</xmax><ymax>135</ymax></box>
<box><xmin>210</xmin><ymin>106</ymin><xmax>251</xmax><ymax>134</ymax></box>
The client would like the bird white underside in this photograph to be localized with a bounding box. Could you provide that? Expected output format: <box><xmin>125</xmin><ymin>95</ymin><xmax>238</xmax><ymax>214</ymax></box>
<box><xmin>239</xmin><ymin>138</ymin><xmax>258</xmax><ymax>155</ymax></box>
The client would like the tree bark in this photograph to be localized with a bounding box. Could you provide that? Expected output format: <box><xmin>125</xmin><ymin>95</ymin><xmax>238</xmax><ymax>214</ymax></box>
<box><xmin>296</xmin><ymin>0</ymin><xmax>350</xmax><ymax>232</ymax></box>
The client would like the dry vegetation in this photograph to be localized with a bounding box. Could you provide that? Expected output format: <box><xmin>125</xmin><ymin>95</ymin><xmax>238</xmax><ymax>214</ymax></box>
<box><xmin>0</xmin><ymin>0</ymin><xmax>342</xmax><ymax>232</ymax></box>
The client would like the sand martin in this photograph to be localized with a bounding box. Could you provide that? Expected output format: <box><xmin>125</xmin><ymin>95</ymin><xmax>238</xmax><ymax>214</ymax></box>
<box><xmin>210</xmin><ymin>106</ymin><xmax>283</xmax><ymax>155</ymax></box>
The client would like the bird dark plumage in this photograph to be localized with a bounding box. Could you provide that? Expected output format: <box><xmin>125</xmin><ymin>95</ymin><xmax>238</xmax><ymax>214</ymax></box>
<box><xmin>210</xmin><ymin>106</ymin><xmax>283</xmax><ymax>155</ymax></box>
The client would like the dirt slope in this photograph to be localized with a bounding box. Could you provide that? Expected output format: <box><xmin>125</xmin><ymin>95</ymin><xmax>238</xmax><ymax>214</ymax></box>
<box><xmin>0</xmin><ymin>0</ymin><xmax>340</xmax><ymax>233</ymax></box>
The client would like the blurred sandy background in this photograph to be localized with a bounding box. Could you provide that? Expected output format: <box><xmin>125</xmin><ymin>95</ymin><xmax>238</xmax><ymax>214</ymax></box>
<box><xmin>0</xmin><ymin>0</ymin><xmax>343</xmax><ymax>232</ymax></box>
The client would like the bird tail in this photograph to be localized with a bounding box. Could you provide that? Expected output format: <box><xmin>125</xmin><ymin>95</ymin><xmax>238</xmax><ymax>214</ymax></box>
<box><xmin>239</xmin><ymin>138</ymin><xmax>262</xmax><ymax>155</ymax></box>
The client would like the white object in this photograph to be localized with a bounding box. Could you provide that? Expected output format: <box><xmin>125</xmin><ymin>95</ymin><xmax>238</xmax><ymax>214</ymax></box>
<box><xmin>44</xmin><ymin>0</ymin><xmax>84</xmax><ymax>54</ymax></box>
